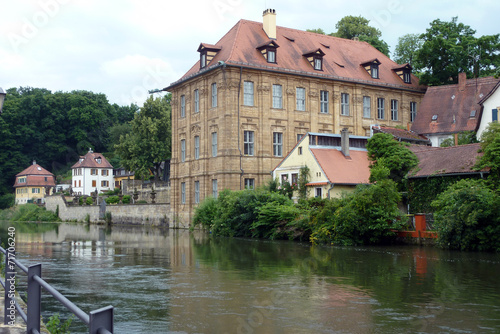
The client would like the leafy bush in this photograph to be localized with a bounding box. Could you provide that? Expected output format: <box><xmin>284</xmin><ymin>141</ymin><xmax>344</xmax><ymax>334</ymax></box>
<box><xmin>122</xmin><ymin>195</ymin><xmax>131</xmax><ymax>204</ymax></box>
<box><xmin>103</xmin><ymin>188</ymin><xmax>120</xmax><ymax>196</ymax></box>
<box><xmin>85</xmin><ymin>197</ymin><xmax>94</xmax><ymax>205</ymax></box>
<box><xmin>8</xmin><ymin>204</ymin><xmax>60</xmax><ymax>222</ymax></box>
<box><xmin>0</xmin><ymin>194</ymin><xmax>15</xmax><ymax>210</ymax></box>
<box><xmin>105</xmin><ymin>196</ymin><xmax>119</xmax><ymax>204</ymax></box>
<box><xmin>431</xmin><ymin>179</ymin><xmax>500</xmax><ymax>251</ymax></box>
<box><xmin>46</xmin><ymin>313</ymin><xmax>73</xmax><ymax>334</ymax></box>
<box><xmin>310</xmin><ymin>180</ymin><xmax>406</xmax><ymax>245</ymax></box>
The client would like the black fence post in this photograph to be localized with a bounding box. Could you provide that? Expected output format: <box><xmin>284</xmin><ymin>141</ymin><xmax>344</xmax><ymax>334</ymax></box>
<box><xmin>27</xmin><ymin>264</ymin><xmax>42</xmax><ymax>333</ymax></box>
<box><xmin>89</xmin><ymin>305</ymin><xmax>114</xmax><ymax>334</ymax></box>
<box><xmin>4</xmin><ymin>246</ymin><xmax>15</xmax><ymax>325</ymax></box>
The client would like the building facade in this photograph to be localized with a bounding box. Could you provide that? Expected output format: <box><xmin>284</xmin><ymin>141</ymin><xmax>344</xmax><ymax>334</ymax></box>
<box><xmin>13</xmin><ymin>161</ymin><xmax>56</xmax><ymax>204</ymax></box>
<box><xmin>71</xmin><ymin>149</ymin><xmax>114</xmax><ymax>196</ymax></box>
<box><xmin>164</xmin><ymin>10</ymin><xmax>426</xmax><ymax>224</ymax></box>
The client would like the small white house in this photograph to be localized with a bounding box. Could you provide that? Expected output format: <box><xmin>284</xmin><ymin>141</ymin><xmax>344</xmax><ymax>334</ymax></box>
<box><xmin>477</xmin><ymin>81</ymin><xmax>500</xmax><ymax>140</ymax></box>
<box><xmin>71</xmin><ymin>149</ymin><xmax>114</xmax><ymax>196</ymax></box>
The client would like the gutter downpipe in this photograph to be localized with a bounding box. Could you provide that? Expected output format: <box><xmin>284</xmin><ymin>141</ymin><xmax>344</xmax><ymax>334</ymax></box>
<box><xmin>237</xmin><ymin>66</ymin><xmax>244</xmax><ymax>189</ymax></box>
<box><xmin>327</xmin><ymin>183</ymin><xmax>335</xmax><ymax>199</ymax></box>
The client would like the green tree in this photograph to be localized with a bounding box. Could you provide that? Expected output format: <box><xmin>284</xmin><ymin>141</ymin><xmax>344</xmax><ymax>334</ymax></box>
<box><xmin>306</xmin><ymin>28</ymin><xmax>327</xmax><ymax>35</ymax></box>
<box><xmin>431</xmin><ymin>179</ymin><xmax>500</xmax><ymax>251</ymax></box>
<box><xmin>439</xmin><ymin>131</ymin><xmax>478</xmax><ymax>147</ymax></box>
<box><xmin>393</xmin><ymin>33</ymin><xmax>423</xmax><ymax>66</ymax></box>
<box><xmin>415</xmin><ymin>17</ymin><xmax>500</xmax><ymax>86</ymax></box>
<box><xmin>475</xmin><ymin>122</ymin><xmax>500</xmax><ymax>189</ymax></box>
<box><xmin>115</xmin><ymin>94</ymin><xmax>171</xmax><ymax>180</ymax></box>
<box><xmin>366</xmin><ymin>133</ymin><xmax>419</xmax><ymax>189</ymax></box>
<box><xmin>334</xmin><ymin>16</ymin><xmax>390</xmax><ymax>56</ymax></box>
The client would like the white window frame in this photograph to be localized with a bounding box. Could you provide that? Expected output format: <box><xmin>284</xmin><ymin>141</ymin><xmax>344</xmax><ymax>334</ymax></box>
<box><xmin>194</xmin><ymin>136</ymin><xmax>200</xmax><ymax>160</ymax></box>
<box><xmin>243</xmin><ymin>81</ymin><xmax>254</xmax><ymax>106</ymax></box>
<box><xmin>244</xmin><ymin>178</ymin><xmax>255</xmax><ymax>190</ymax></box>
<box><xmin>212</xmin><ymin>132</ymin><xmax>217</xmax><ymax>157</ymax></box>
<box><xmin>320</xmin><ymin>90</ymin><xmax>329</xmax><ymax>114</ymax></box>
<box><xmin>410</xmin><ymin>102</ymin><xmax>417</xmax><ymax>122</ymax></box>
<box><xmin>194</xmin><ymin>181</ymin><xmax>200</xmax><ymax>204</ymax></box>
<box><xmin>244</xmin><ymin>131</ymin><xmax>254</xmax><ymax>156</ymax></box>
<box><xmin>377</xmin><ymin>98</ymin><xmax>385</xmax><ymax>119</ymax></box>
<box><xmin>391</xmin><ymin>99</ymin><xmax>399</xmax><ymax>121</ymax></box>
<box><xmin>181</xmin><ymin>139</ymin><xmax>186</xmax><ymax>162</ymax></box>
<box><xmin>181</xmin><ymin>182</ymin><xmax>186</xmax><ymax>204</ymax></box>
<box><xmin>296</xmin><ymin>87</ymin><xmax>306</xmax><ymax>111</ymax></box>
<box><xmin>314</xmin><ymin>58</ymin><xmax>322</xmax><ymax>70</ymax></box>
<box><xmin>363</xmin><ymin>96</ymin><xmax>371</xmax><ymax>118</ymax></box>
<box><xmin>341</xmin><ymin>93</ymin><xmax>350</xmax><ymax>116</ymax></box>
<box><xmin>194</xmin><ymin>89</ymin><xmax>199</xmax><ymax>113</ymax></box>
<box><xmin>180</xmin><ymin>95</ymin><xmax>185</xmax><ymax>117</ymax></box>
<box><xmin>273</xmin><ymin>132</ymin><xmax>283</xmax><ymax>157</ymax></box>
<box><xmin>272</xmin><ymin>84</ymin><xmax>282</xmax><ymax>109</ymax></box>
<box><xmin>211</xmin><ymin>83</ymin><xmax>217</xmax><ymax>108</ymax></box>
<box><xmin>267</xmin><ymin>49</ymin><xmax>276</xmax><ymax>63</ymax></box>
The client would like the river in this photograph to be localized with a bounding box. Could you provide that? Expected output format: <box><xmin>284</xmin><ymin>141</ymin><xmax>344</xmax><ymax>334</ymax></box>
<box><xmin>1</xmin><ymin>221</ymin><xmax>500</xmax><ymax>333</ymax></box>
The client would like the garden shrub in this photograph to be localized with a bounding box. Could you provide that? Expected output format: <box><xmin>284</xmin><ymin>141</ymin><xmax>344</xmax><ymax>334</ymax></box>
<box><xmin>431</xmin><ymin>179</ymin><xmax>500</xmax><ymax>251</ymax></box>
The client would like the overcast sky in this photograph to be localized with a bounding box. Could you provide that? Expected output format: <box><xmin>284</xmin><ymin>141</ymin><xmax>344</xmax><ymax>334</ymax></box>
<box><xmin>1</xmin><ymin>0</ymin><xmax>498</xmax><ymax>107</ymax></box>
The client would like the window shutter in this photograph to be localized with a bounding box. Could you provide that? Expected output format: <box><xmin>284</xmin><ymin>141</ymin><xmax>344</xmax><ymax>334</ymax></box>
<box><xmin>493</xmin><ymin>109</ymin><xmax>498</xmax><ymax>122</ymax></box>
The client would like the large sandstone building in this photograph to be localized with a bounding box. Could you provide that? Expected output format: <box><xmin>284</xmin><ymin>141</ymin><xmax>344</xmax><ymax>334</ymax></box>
<box><xmin>164</xmin><ymin>10</ymin><xmax>426</xmax><ymax>224</ymax></box>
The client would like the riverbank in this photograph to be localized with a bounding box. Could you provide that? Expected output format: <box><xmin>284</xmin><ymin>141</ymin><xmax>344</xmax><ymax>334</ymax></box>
<box><xmin>0</xmin><ymin>290</ymin><xmax>49</xmax><ymax>334</ymax></box>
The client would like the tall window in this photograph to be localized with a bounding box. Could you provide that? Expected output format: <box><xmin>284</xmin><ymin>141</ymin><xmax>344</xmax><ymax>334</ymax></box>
<box><xmin>194</xmin><ymin>181</ymin><xmax>200</xmax><ymax>204</ymax></box>
<box><xmin>194</xmin><ymin>136</ymin><xmax>200</xmax><ymax>160</ymax></box>
<box><xmin>194</xmin><ymin>89</ymin><xmax>199</xmax><ymax>113</ymax></box>
<box><xmin>244</xmin><ymin>131</ymin><xmax>254</xmax><ymax>156</ymax></box>
<box><xmin>243</xmin><ymin>81</ymin><xmax>254</xmax><ymax>106</ymax></box>
<box><xmin>211</xmin><ymin>83</ymin><xmax>217</xmax><ymax>108</ymax></box>
<box><xmin>363</xmin><ymin>96</ymin><xmax>371</xmax><ymax>118</ymax></box>
<box><xmin>371</xmin><ymin>64</ymin><xmax>379</xmax><ymax>79</ymax></box>
<box><xmin>212</xmin><ymin>179</ymin><xmax>218</xmax><ymax>199</ymax></box>
<box><xmin>244</xmin><ymin>178</ymin><xmax>255</xmax><ymax>190</ymax></box>
<box><xmin>377</xmin><ymin>98</ymin><xmax>385</xmax><ymax>119</ymax></box>
<box><xmin>493</xmin><ymin>109</ymin><xmax>498</xmax><ymax>122</ymax></box>
<box><xmin>410</xmin><ymin>102</ymin><xmax>417</xmax><ymax>122</ymax></box>
<box><xmin>296</xmin><ymin>87</ymin><xmax>305</xmax><ymax>111</ymax></box>
<box><xmin>267</xmin><ymin>49</ymin><xmax>276</xmax><ymax>63</ymax></box>
<box><xmin>92</xmin><ymin>180</ymin><xmax>96</xmax><ymax>187</ymax></box>
<box><xmin>391</xmin><ymin>100</ymin><xmax>399</xmax><ymax>121</ymax></box>
<box><xmin>200</xmin><ymin>53</ymin><xmax>206</xmax><ymax>68</ymax></box>
<box><xmin>180</xmin><ymin>95</ymin><xmax>185</xmax><ymax>117</ymax></box>
<box><xmin>315</xmin><ymin>188</ymin><xmax>322</xmax><ymax>198</ymax></box>
<box><xmin>273</xmin><ymin>132</ymin><xmax>283</xmax><ymax>157</ymax></box>
<box><xmin>181</xmin><ymin>182</ymin><xmax>186</xmax><ymax>204</ymax></box>
<box><xmin>272</xmin><ymin>84</ymin><xmax>282</xmax><ymax>109</ymax></box>
<box><xmin>181</xmin><ymin>139</ymin><xmax>186</xmax><ymax>162</ymax></box>
<box><xmin>404</xmin><ymin>72</ymin><xmax>411</xmax><ymax>84</ymax></box>
<box><xmin>212</xmin><ymin>132</ymin><xmax>217</xmax><ymax>157</ymax></box>
<box><xmin>320</xmin><ymin>91</ymin><xmax>329</xmax><ymax>114</ymax></box>
<box><xmin>297</xmin><ymin>134</ymin><xmax>304</xmax><ymax>142</ymax></box>
<box><xmin>341</xmin><ymin>93</ymin><xmax>350</xmax><ymax>116</ymax></box>
<box><xmin>314</xmin><ymin>58</ymin><xmax>322</xmax><ymax>70</ymax></box>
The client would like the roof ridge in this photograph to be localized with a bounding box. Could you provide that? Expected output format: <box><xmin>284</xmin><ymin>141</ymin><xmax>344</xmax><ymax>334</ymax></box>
<box><xmin>227</xmin><ymin>19</ymin><xmax>245</xmax><ymax>61</ymax></box>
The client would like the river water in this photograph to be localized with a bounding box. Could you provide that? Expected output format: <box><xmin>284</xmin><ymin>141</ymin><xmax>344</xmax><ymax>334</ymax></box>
<box><xmin>2</xmin><ymin>221</ymin><xmax>500</xmax><ymax>334</ymax></box>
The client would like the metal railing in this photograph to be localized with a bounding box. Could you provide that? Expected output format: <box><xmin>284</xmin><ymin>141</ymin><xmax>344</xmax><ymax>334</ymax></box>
<box><xmin>0</xmin><ymin>243</ymin><xmax>113</xmax><ymax>334</ymax></box>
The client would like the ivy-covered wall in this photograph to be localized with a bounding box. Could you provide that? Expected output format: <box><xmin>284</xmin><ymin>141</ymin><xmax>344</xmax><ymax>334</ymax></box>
<box><xmin>408</xmin><ymin>175</ymin><xmax>483</xmax><ymax>213</ymax></box>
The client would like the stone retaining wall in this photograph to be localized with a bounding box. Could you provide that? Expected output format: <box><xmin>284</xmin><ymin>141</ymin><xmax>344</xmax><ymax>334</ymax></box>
<box><xmin>45</xmin><ymin>195</ymin><xmax>184</xmax><ymax>228</ymax></box>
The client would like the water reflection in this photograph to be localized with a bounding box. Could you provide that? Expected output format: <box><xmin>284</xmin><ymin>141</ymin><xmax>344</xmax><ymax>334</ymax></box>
<box><xmin>1</xmin><ymin>221</ymin><xmax>500</xmax><ymax>333</ymax></box>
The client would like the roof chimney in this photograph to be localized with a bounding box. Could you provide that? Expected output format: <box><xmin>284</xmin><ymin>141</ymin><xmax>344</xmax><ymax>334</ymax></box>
<box><xmin>32</xmin><ymin>160</ymin><xmax>36</xmax><ymax>165</ymax></box>
<box><xmin>263</xmin><ymin>9</ymin><xmax>276</xmax><ymax>39</ymax></box>
<box><xmin>341</xmin><ymin>128</ymin><xmax>350</xmax><ymax>157</ymax></box>
<box><xmin>458</xmin><ymin>72</ymin><xmax>467</xmax><ymax>91</ymax></box>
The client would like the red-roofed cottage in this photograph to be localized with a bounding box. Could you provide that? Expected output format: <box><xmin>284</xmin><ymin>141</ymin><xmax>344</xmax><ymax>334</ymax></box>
<box><xmin>71</xmin><ymin>149</ymin><xmax>114</xmax><ymax>196</ymax></box>
<box><xmin>164</xmin><ymin>9</ymin><xmax>426</xmax><ymax>223</ymax></box>
<box><xmin>273</xmin><ymin>130</ymin><xmax>370</xmax><ymax>199</ymax></box>
<box><xmin>13</xmin><ymin>161</ymin><xmax>56</xmax><ymax>204</ymax></box>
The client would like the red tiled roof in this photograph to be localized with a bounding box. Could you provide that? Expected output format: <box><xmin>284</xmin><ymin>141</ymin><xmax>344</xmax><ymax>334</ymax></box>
<box><xmin>411</xmin><ymin>76</ymin><xmax>500</xmax><ymax>135</ymax></box>
<box><xmin>311</xmin><ymin>148</ymin><xmax>370</xmax><ymax>185</ymax></box>
<box><xmin>408</xmin><ymin>143</ymin><xmax>486</xmax><ymax>178</ymax></box>
<box><xmin>373</xmin><ymin>126</ymin><xmax>430</xmax><ymax>144</ymax></box>
<box><xmin>167</xmin><ymin>20</ymin><xmax>425</xmax><ymax>91</ymax></box>
<box><xmin>71</xmin><ymin>151</ymin><xmax>113</xmax><ymax>169</ymax></box>
<box><xmin>13</xmin><ymin>163</ymin><xmax>55</xmax><ymax>187</ymax></box>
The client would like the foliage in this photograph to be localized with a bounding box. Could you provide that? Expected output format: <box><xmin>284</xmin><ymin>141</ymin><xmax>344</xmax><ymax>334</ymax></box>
<box><xmin>393</xmin><ymin>33</ymin><xmax>423</xmax><ymax>66</ymax></box>
<box><xmin>0</xmin><ymin>194</ymin><xmax>15</xmax><ymax>210</ymax></box>
<box><xmin>475</xmin><ymin>122</ymin><xmax>500</xmax><ymax>189</ymax></box>
<box><xmin>415</xmin><ymin>17</ymin><xmax>500</xmax><ymax>86</ymax></box>
<box><xmin>85</xmin><ymin>197</ymin><xmax>93</xmax><ymax>205</ymax></box>
<box><xmin>0</xmin><ymin>87</ymin><xmax>136</xmax><ymax>201</ymax></box>
<box><xmin>105</xmin><ymin>196</ymin><xmax>120</xmax><ymax>204</ymax></box>
<box><xmin>2</xmin><ymin>204</ymin><xmax>60</xmax><ymax>222</ymax></box>
<box><xmin>103</xmin><ymin>188</ymin><xmax>120</xmax><ymax>196</ymax></box>
<box><xmin>366</xmin><ymin>133</ymin><xmax>418</xmax><ymax>189</ymax></box>
<box><xmin>440</xmin><ymin>131</ymin><xmax>479</xmax><ymax>147</ymax></box>
<box><xmin>46</xmin><ymin>313</ymin><xmax>74</xmax><ymax>334</ymax></box>
<box><xmin>115</xmin><ymin>95</ymin><xmax>171</xmax><ymax>180</ymax></box>
<box><xmin>105</xmin><ymin>212</ymin><xmax>112</xmax><ymax>225</ymax></box>
<box><xmin>310</xmin><ymin>180</ymin><xmax>405</xmax><ymax>246</ymax></box>
<box><xmin>122</xmin><ymin>195</ymin><xmax>131</xmax><ymax>204</ymax></box>
<box><xmin>407</xmin><ymin>175</ymin><xmax>481</xmax><ymax>213</ymax></box>
<box><xmin>307</xmin><ymin>16</ymin><xmax>390</xmax><ymax>56</ymax></box>
<box><xmin>298</xmin><ymin>165</ymin><xmax>310</xmax><ymax>200</ymax></box>
<box><xmin>431</xmin><ymin>179</ymin><xmax>500</xmax><ymax>251</ymax></box>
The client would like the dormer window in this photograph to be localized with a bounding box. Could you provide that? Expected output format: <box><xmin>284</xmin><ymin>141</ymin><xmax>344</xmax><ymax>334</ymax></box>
<box><xmin>257</xmin><ymin>41</ymin><xmax>279</xmax><ymax>63</ymax></box>
<box><xmin>96</xmin><ymin>157</ymin><xmax>102</xmax><ymax>164</ymax></box>
<box><xmin>393</xmin><ymin>63</ymin><xmax>413</xmax><ymax>84</ymax></box>
<box><xmin>197</xmin><ymin>43</ymin><xmax>221</xmax><ymax>69</ymax></box>
<box><xmin>361</xmin><ymin>59</ymin><xmax>381</xmax><ymax>79</ymax></box>
<box><xmin>303</xmin><ymin>49</ymin><xmax>325</xmax><ymax>71</ymax></box>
